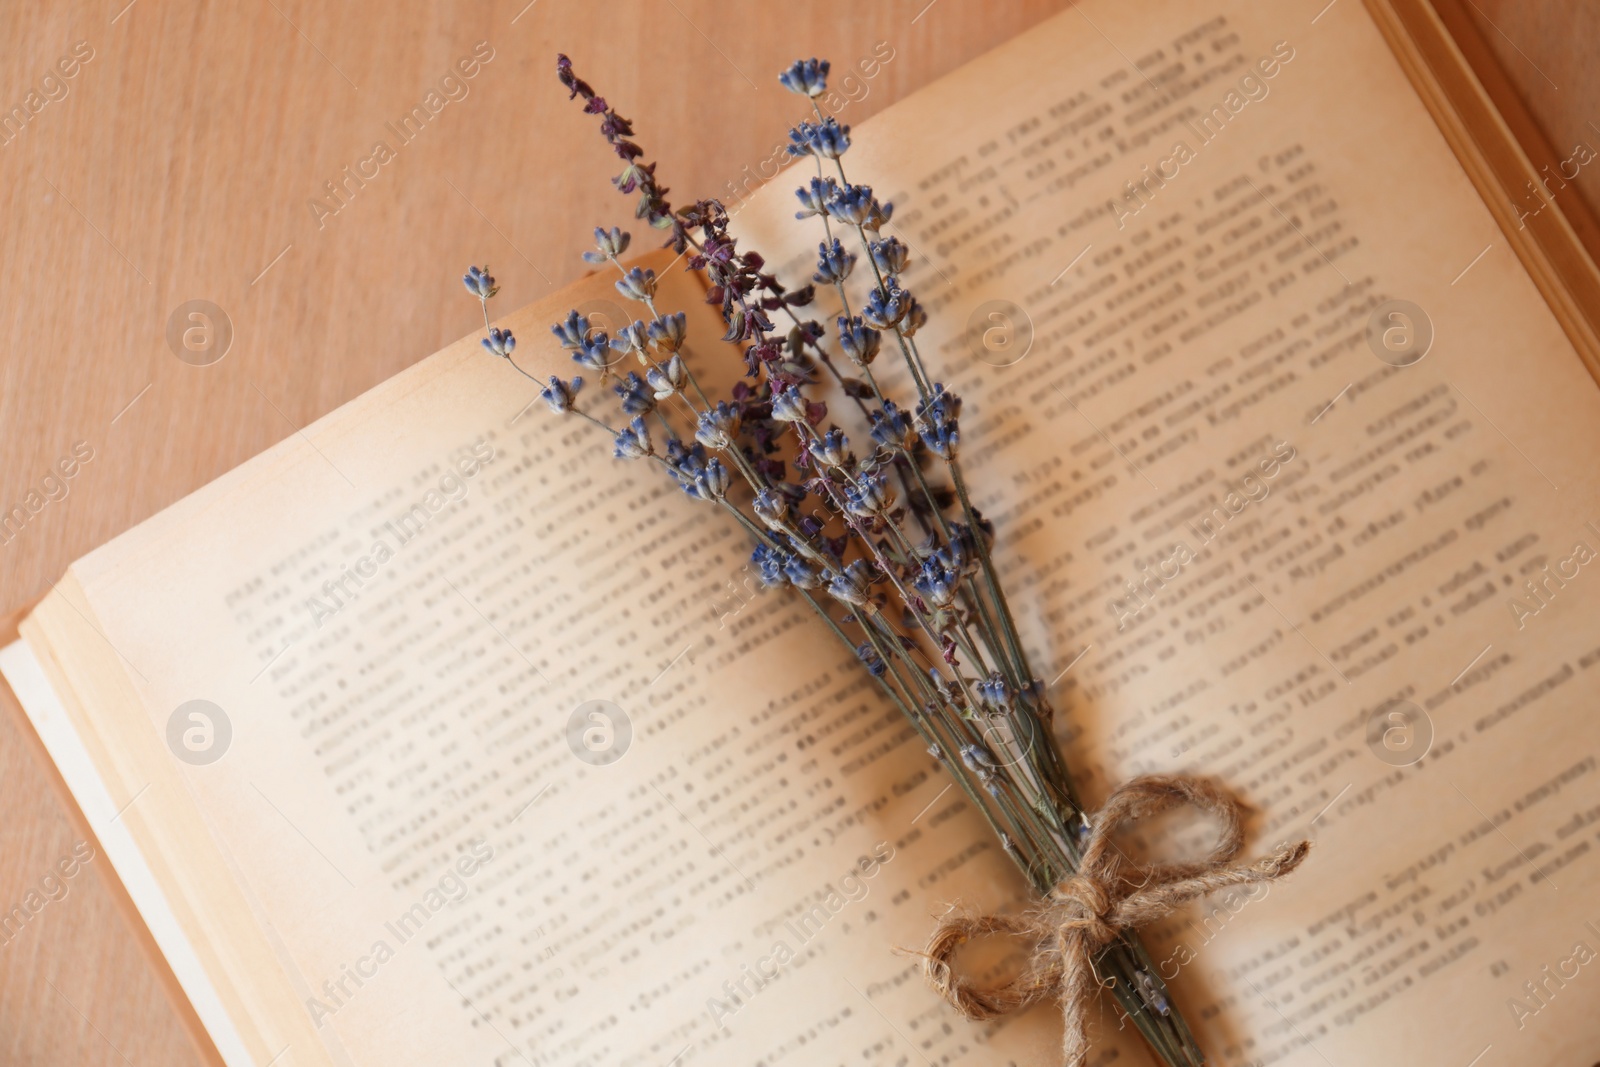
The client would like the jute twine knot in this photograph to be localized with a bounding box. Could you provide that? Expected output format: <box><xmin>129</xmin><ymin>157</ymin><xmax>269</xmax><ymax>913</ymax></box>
<box><xmin>922</xmin><ymin>774</ymin><xmax>1311</xmax><ymax>1067</ymax></box>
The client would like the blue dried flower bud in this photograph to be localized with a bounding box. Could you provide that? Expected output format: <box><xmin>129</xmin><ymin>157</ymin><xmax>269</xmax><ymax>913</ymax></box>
<box><xmin>647</xmin><ymin>311</ymin><xmax>688</xmax><ymax>353</ymax></box>
<box><xmin>613</xmin><ymin>371</ymin><xmax>657</xmax><ymax>416</ymax></box>
<box><xmin>825</xmin><ymin>184</ymin><xmax>893</xmax><ymax>230</ymax></box>
<box><xmin>778</xmin><ymin>58</ymin><xmax>830</xmax><ymax>97</ymax></box>
<box><xmin>463</xmin><ymin>265</ymin><xmax>498</xmax><ymax>299</ymax></box>
<box><xmin>844</xmin><ymin>469</ymin><xmax>894</xmax><ymax>517</ymax></box>
<box><xmin>900</xmin><ymin>296</ymin><xmax>928</xmax><ymax>337</ymax></box>
<box><xmin>771</xmin><ymin>389</ymin><xmax>809</xmax><ymax>423</ymax></box>
<box><xmin>689</xmin><ymin>458</ymin><xmax>731</xmax><ymax>501</ymax></box>
<box><xmin>539</xmin><ymin>375</ymin><xmax>583</xmax><ymax>414</ymax></box>
<box><xmin>959</xmin><ymin>743</ymin><xmax>999</xmax><ymax>779</ymax></box>
<box><xmin>935</xmin><ymin>535</ymin><xmax>976</xmax><ymax>581</ymax></box>
<box><xmin>868</xmin><ymin>399</ymin><xmax>917</xmax><ymax>451</ymax></box>
<box><xmin>1135</xmin><ymin>970</ymin><xmax>1172</xmax><ymax>1017</ymax></box>
<box><xmin>612</xmin><ymin>319</ymin><xmax>650</xmax><ymax>356</ymax></box>
<box><xmin>615</xmin><ymin>266</ymin><xmax>657</xmax><ymax>302</ymax></box>
<box><xmin>974</xmin><ymin>672</ymin><xmax>1011</xmax><ymax>712</ymax></box>
<box><xmin>664</xmin><ymin>437</ymin><xmax>694</xmax><ymax>467</ymax></box>
<box><xmin>482</xmin><ymin>326</ymin><xmax>516</xmax><ymax>358</ymax></box>
<box><xmin>786</xmin><ymin>122</ymin><xmax>815</xmax><ymax>159</ymax></box>
<box><xmin>861</xmin><ymin>279</ymin><xmax>911</xmax><ymax>329</ymax></box>
<box><xmin>813</xmin><ymin>238</ymin><xmax>856</xmax><ymax>286</ymax></box>
<box><xmin>784</xmin><ymin>555</ymin><xmax>822</xmax><ymax>589</ymax></box>
<box><xmin>574</xmin><ymin>332</ymin><xmax>614</xmax><ymax>373</ymax></box>
<box><xmin>794</xmin><ymin>177</ymin><xmax>841</xmax><ymax>219</ymax></box>
<box><xmin>807</xmin><ymin>117</ymin><xmax>850</xmax><ymax>159</ymax></box>
<box><xmin>827</xmin><ymin>561</ymin><xmax>873</xmax><ymax>605</ymax></box>
<box><xmin>835</xmin><ymin>316</ymin><xmax>881</xmax><ymax>366</ymax></box>
<box><xmin>915</xmin><ymin>383</ymin><xmax>962</xmax><ymax>459</ymax></box>
<box><xmin>752</xmin><ymin>543</ymin><xmax>790</xmax><ymax>588</ymax></box>
<box><xmin>645</xmin><ymin>352</ymin><xmax>686</xmax><ymax>398</ymax></box>
<box><xmin>786</xmin><ymin>118</ymin><xmax>851</xmax><ymax>159</ymax></box>
<box><xmin>948</xmin><ymin>521</ymin><xmax>992</xmax><ymax>572</ymax></box>
<box><xmin>855</xmin><ymin>641</ymin><xmax>887</xmax><ymax>677</ymax></box>
<box><xmin>752</xmin><ymin>488</ymin><xmax>789</xmax><ymax>528</ymax></box>
<box><xmin>551</xmin><ymin>309</ymin><xmax>587</xmax><ymax>350</ymax></box>
<box><xmin>867</xmin><ymin>238</ymin><xmax>910</xmax><ymax>275</ymax></box>
<box><xmin>583</xmin><ymin>225</ymin><xmax>632</xmax><ymax>264</ymax></box>
<box><xmin>914</xmin><ymin>557</ymin><xmax>959</xmax><ymax>609</ymax></box>
<box><xmin>695</xmin><ymin>401</ymin><xmax>742</xmax><ymax>450</ymax></box>
<box><xmin>614</xmin><ymin>416</ymin><xmax>654</xmax><ymax>459</ymax></box>
<box><xmin>808</xmin><ymin>427</ymin><xmax>849</xmax><ymax>468</ymax></box>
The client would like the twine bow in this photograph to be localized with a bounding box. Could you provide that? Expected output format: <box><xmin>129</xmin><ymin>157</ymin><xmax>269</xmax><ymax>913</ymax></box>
<box><xmin>922</xmin><ymin>774</ymin><xmax>1311</xmax><ymax>1067</ymax></box>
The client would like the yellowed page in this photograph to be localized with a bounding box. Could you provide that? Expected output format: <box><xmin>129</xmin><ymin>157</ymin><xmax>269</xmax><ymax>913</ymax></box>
<box><xmin>724</xmin><ymin>1</ymin><xmax>1600</xmax><ymax>1065</ymax></box>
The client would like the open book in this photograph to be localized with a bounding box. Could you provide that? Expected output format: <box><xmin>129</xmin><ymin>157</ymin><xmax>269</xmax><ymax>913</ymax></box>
<box><xmin>7</xmin><ymin>0</ymin><xmax>1600</xmax><ymax>1064</ymax></box>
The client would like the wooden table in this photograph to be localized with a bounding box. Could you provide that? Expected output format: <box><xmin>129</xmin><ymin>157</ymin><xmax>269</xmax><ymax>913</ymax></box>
<box><xmin>0</xmin><ymin>2</ymin><xmax>1593</xmax><ymax>1063</ymax></box>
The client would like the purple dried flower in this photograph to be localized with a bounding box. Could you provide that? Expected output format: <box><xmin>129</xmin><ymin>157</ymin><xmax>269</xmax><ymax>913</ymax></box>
<box><xmin>613</xmin><ymin>371</ymin><xmax>657</xmax><ymax>416</ymax></box>
<box><xmin>844</xmin><ymin>468</ymin><xmax>895</xmax><ymax>517</ymax></box>
<box><xmin>787</xmin><ymin>117</ymin><xmax>851</xmax><ymax>160</ymax></box>
<box><xmin>463</xmin><ymin>265</ymin><xmax>497</xmax><ymax>299</ymax></box>
<box><xmin>900</xmin><ymin>296</ymin><xmax>928</xmax><ymax>337</ymax></box>
<box><xmin>808</xmin><ymin>427</ymin><xmax>849</xmax><ymax>468</ymax></box>
<box><xmin>855</xmin><ymin>641</ymin><xmax>887</xmax><ymax>677</ymax></box>
<box><xmin>752</xmin><ymin>488</ymin><xmax>789</xmax><ymax>528</ymax></box>
<box><xmin>836</xmin><ymin>316</ymin><xmax>882</xmax><ymax>366</ymax></box>
<box><xmin>915</xmin><ymin>557</ymin><xmax>960</xmax><ymax>609</ymax></box>
<box><xmin>683</xmin><ymin>457</ymin><xmax>731</xmax><ymax>501</ymax></box>
<box><xmin>960</xmin><ymin>743</ymin><xmax>999</xmax><ymax>780</ymax></box>
<box><xmin>752</xmin><ymin>542</ymin><xmax>790</xmax><ymax>587</ymax></box>
<box><xmin>573</xmin><ymin>333</ymin><xmax>614</xmax><ymax>374</ymax></box>
<box><xmin>615</xmin><ymin>266</ymin><xmax>657</xmax><ymax>302</ymax></box>
<box><xmin>867</xmin><ymin>237</ymin><xmax>910</xmax><ymax>275</ymax></box>
<box><xmin>540</xmin><ymin>375</ymin><xmax>583</xmax><ymax>414</ymax></box>
<box><xmin>612</xmin><ymin>319</ymin><xmax>649</xmax><ymax>357</ymax></box>
<box><xmin>551</xmin><ymin>309</ymin><xmax>588</xmax><ymax>350</ymax></box>
<box><xmin>785</xmin><ymin>555</ymin><xmax>823</xmax><ymax>589</ymax></box>
<box><xmin>771</xmin><ymin>389</ymin><xmax>809</xmax><ymax>423</ymax></box>
<box><xmin>975</xmin><ymin>672</ymin><xmax>1011</xmax><ymax>712</ymax></box>
<box><xmin>645</xmin><ymin>352</ymin><xmax>686</xmax><ymax>398</ymax></box>
<box><xmin>813</xmin><ymin>238</ymin><xmax>856</xmax><ymax>286</ymax></box>
<box><xmin>482</xmin><ymin>326</ymin><xmax>516</xmax><ymax>358</ymax></box>
<box><xmin>695</xmin><ymin>401</ymin><xmax>742</xmax><ymax>450</ymax></box>
<box><xmin>778</xmin><ymin>58</ymin><xmax>830</xmax><ymax>97</ymax></box>
<box><xmin>825</xmin><ymin>183</ymin><xmax>893</xmax><ymax>230</ymax></box>
<box><xmin>828</xmin><ymin>560</ymin><xmax>874</xmax><ymax>605</ymax></box>
<box><xmin>614</xmin><ymin>416</ymin><xmax>653</xmax><ymax>459</ymax></box>
<box><xmin>795</xmin><ymin>177</ymin><xmax>841</xmax><ymax>219</ymax></box>
<box><xmin>647</xmin><ymin>311</ymin><xmax>688</xmax><ymax>353</ymax></box>
<box><xmin>869</xmin><ymin>399</ymin><xmax>916</xmax><ymax>450</ymax></box>
<box><xmin>582</xmin><ymin>225</ymin><xmax>632</xmax><ymax>264</ymax></box>
<box><xmin>861</xmin><ymin>278</ymin><xmax>911</xmax><ymax>329</ymax></box>
<box><xmin>916</xmin><ymin>383</ymin><xmax>962</xmax><ymax>460</ymax></box>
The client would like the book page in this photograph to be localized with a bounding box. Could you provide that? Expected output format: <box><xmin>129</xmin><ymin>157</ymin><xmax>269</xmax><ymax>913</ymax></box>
<box><xmin>724</xmin><ymin>1</ymin><xmax>1600</xmax><ymax>1065</ymax></box>
<box><xmin>34</xmin><ymin>251</ymin><xmax>1075</xmax><ymax>1067</ymax></box>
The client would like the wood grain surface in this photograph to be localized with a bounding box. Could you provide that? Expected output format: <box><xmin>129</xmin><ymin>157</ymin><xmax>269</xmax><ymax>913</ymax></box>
<box><xmin>0</xmin><ymin>2</ymin><xmax>1591</xmax><ymax>1064</ymax></box>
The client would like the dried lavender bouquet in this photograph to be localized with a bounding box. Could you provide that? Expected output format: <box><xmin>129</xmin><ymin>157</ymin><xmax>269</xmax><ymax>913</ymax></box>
<box><xmin>463</xmin><ymin>56</ymin><xmax>1220</xmax><ymax>1067</ymax></box>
